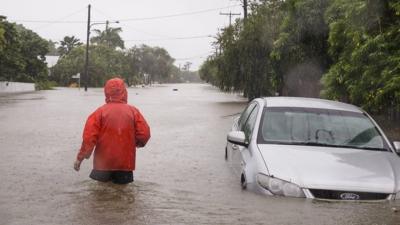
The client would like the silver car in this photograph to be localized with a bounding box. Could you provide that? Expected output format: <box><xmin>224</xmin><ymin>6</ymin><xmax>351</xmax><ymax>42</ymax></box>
<box><xmin>226</xmin><ymin>97</ymin><xmax>400</xmax><ymax>201</ymax></box>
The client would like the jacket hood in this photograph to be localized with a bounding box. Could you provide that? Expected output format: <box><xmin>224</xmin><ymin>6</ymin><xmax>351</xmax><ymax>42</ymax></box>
<box><xmin>104</xmin><ymin>78</ymin><xmax>127</xmax><ymax>103</ymax></box>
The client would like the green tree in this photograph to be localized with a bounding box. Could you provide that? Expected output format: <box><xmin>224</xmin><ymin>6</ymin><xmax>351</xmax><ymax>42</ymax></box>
<box><xmin>134</xmin><ymin>45</ymin><xmax>175</xmax><ymax>84</ymax></box>
<box><xmin>0</xmin><ymin>18</ymin><xmax>23</xmax><ymax>81</ymax></box>
<box><xmin>15</xmin><ymin>24</ymin><xmax>49</xmax><ymax>82</ymax></box>
<box><xmin>0</xmin><ymin>18</ymin><xmax>49</xmax><ymax>83</ymax></box>
<box><xmin>199</xmin><ymin>56</ymin><xmax>218</xmax><ymax>84</ymax></box>
<box><xmin>51</xmin><ymin>46</ymin><xmax>85</xmax><ymax>86</ymax></box>
<box><xmin>271</xmin><ymin>0</ymin><xmax>331</xmax><ymax>97</ymax></box>
<box><xmin>322</xmin><ymin>0</ymin><xmax>400</xmax><ymax>113</ymax></box>
<box><xmin>200</xmin><ymin>0</ymin><xmax>400</xmax><ymax>117</ymax></box>
<box><xmin>58</xmin><ymin>36</ymin><xmax>82</xmax><ymax>57</ymax></box>
<box><xmin>47</xmin><ymin>39</ymin><xmax>59</xmax><ymax>56</ymax></box>
<box><xmin>201</xmin><ymin>0</ymin><xmax>284</xmax><ymax>100</ymax></box>
<box><xmin>91</xmin><ymin>27</ymin><xmax>124</xmax><ymax>49</ymax></box>
<box><xmin>0</xmin><ymin>16</ymin><xmax>6</xmax><ymax>55</ymax></box>
<box><xmin>122</xmin><ymin>46</ymin><xmax>141</xmax><ymax>86</ymax></box>
<box><xmin>51</xmin><ymin>43</ymin><xmax>178</xmax><ymax>87</ymax></box>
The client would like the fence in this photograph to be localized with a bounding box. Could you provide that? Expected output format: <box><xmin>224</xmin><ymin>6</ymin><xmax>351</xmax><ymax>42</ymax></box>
<box><xmin>0</xmin><ymin>82</ymin><xmax>35</xmax><ymax>93</ymax></box>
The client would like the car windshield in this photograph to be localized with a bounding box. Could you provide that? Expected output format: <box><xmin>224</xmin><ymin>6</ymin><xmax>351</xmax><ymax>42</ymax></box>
<box><xmin>258</xmin><ymin>107</ymin><xmax>388</xmax><ymax>151</ymax></box>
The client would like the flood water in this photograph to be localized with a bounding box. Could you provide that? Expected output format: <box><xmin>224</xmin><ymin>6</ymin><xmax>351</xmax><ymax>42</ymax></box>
<box><xmin>0</xmin><ymin>83</ymin><xmax>399</xmax><ymax>225</ymax></box>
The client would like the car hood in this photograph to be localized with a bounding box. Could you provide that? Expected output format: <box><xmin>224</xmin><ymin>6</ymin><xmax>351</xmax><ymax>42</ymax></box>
<box><xmin>258</xmin><ymin>144</ymin><xmax>400</xmax><ymax>193</ymax></box>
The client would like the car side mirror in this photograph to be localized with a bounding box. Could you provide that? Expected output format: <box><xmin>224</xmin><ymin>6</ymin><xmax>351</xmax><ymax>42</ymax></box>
<box><xmin>227</xmin><ymin>131</ymin><xmax>248</xmax><ymax>147</ymax></box>
<box><xmin>393</xmin><ymin>141</ymin><xmax>400</xmax><ymax>153</ymax></box>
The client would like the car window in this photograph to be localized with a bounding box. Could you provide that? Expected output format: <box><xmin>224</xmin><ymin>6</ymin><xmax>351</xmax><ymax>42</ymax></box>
<box><xmin>258</xmin><ymin>107</ymin><xmax>389</xmax><ymax>151</ymax></box>
<box><xmin>238</xmin><ymin>102</ymin><xmax>256</xmax><ymax>131</ymax></box>
<box><xmin>243</xmin><ymin>104</ymin><xmax>259</xmax><ymax>142</ymax></box>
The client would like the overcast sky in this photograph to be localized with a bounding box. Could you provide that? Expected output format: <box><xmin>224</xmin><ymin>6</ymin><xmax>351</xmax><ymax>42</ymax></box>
<box><xmin>1</xmin><ymin>0</ymin><xmax>244</xmax><ymax>70</ymax></box>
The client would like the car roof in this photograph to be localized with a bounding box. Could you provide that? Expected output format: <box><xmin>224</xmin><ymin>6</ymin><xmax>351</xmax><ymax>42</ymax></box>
<box><xmin>262</xmin><ymin>97</ymin><xmax>361</xmax><ymax>113</ymax></box>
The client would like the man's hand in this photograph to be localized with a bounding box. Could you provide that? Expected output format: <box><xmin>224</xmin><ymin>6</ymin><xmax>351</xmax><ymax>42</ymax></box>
<box><xmin>74</xmin><ymin>160</ymin><xmax>82</xmax><ymax>171</ymax></box>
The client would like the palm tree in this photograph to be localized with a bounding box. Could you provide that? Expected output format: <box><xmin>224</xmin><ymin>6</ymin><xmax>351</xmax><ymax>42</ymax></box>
<box><xmin>90</xmin><ymin>27</ymin><xmax>124</xmax><ymax>49</ymax></box>
<box><xmin>57</xmin><ymin>36</ymin><xmax>82</xmax><ymax>57</ymax></box>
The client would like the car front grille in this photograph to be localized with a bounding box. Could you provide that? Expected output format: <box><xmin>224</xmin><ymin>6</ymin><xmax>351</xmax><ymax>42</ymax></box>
<box><xmin>309</xmin><ymin>189</ymin><xmax>389</xmax><ymax>200</ymax></box>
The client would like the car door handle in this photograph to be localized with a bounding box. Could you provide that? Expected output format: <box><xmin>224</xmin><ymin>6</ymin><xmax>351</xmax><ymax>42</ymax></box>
<box><xmin>232</xmin><ymin>144</ymin><xmax>239</xmax><ymax>151</ymax></box>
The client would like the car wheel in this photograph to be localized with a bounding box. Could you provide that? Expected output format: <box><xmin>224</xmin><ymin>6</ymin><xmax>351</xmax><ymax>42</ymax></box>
<box><xmin>241</xmin><ymin>173</ymin><xmax>247</xmax><ymax>189</ymax></box>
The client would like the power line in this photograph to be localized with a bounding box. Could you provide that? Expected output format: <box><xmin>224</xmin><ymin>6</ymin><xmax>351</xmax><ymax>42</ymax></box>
<box><xmin>91</xmin><ymin>6</ymin><xmax>113</xmax><ymax>21</ymax></box>
<box><xmin>12</xmin><ymin>19</ymin><xmax>83</xmax><ymax>24</ymax></box>
<box><xmin>19</xmin><ymin>19</ymin><xmax>212</xmax><ymax>41</ymax></box>
<box><xmin>219</xmin><ymin>11</ymin><xmax>241</xmax><ymax>26</ymax></box>
<box><xmin>10</xmin><ymin>7</ymin><xmax>87</xmax><ymax>26</ymax></box>
<box><xmin>9</xmin><ymin>4</ymin><xmax>241</xmax><ymax>24</ymax></box>
<box><xmin>118</xmin><ymin>4</ymin><xmax>241</xmax><ymax>22</ymax></box>
<box><xmin>123</xmin><ymin>24</ymin><xmax>175</xmax><ymax>38</ymax></box>
<box><xmin>175</xmin><ymin>51</ymin><xmax>214</xmax><ymax>61</ymax></box>
<box><xmin>125</xmin><ymin>35</ymin><xmax>212</xmax><ymax>42</ymax></box>
<box><xmin>90</xmin><ymin>6</ymin><xmax>175</xmax><ymax>39</ymax></box>
<box><xmin>93</xmin><ymin>5</ymin><xmax>239</xmax><ymax>42</ymax></box>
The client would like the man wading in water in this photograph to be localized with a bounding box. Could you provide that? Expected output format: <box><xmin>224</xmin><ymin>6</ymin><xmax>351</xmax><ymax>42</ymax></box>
<box><xmin>73</xmin><ymin>78</ymin><xmax>151</xmax><ymax>184</ymax></box>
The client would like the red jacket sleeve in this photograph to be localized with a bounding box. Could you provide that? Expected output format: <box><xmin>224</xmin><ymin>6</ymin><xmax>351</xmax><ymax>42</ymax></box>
<box><xmin>132</xmin><ymin>107</ymin><xmax>150</xmax><ymax>147</ymax></box>
<box><xmin>76</xmin><ymin>109</ymin><xmax>102</xmax><ymax>161</ymax></box>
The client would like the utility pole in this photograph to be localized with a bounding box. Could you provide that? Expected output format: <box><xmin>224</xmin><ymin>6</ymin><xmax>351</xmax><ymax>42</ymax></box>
<box><xmin>84</xmin><ymin>4</ymin><xmax>91</xmax><ymax>92</ymax></box>
<box><xmin>220</xmin><ymin>11</ymin><xmax>241</xmax><ymax>26</ymax></box>
<box><xmin>243</xmin><ymin>0</ymin><xmax>248</xmax><ymax>20</ymax></box>
<box><xmin>184</xmin><ymin>62</ymin><xmax>192</xmax><ymax>71</ymax></box>
<box><xmin>83</xmin><ymin>6</ymin><xmax>117</xmax><ymax>92</ymax></box>
<box><xmin>105</xmin><ymin>20</ymin><xmax>109</xmax><ymax>48</ymax></box>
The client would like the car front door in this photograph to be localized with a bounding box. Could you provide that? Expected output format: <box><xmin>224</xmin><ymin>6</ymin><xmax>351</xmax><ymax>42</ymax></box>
<box><xmin>239</xmin><ymin>103</ymin><xmax>259</xmax><ymax>181</ymax></box>
<box><xmin>230</xmin><ymin>102</ymin><xmax>257</xmax><ymax>175</ymax></box>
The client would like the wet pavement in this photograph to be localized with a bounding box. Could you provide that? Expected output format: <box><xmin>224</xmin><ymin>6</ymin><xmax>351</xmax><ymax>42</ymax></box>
<box><xmin>0</xmin><ymin>83</ymin><xmax>399</xmax><ymax>225</ymax></box>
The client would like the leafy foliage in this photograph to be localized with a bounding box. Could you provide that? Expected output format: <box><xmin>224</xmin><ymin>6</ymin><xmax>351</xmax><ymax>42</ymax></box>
<box><xmin>201</xmin><ymin>1</ymin><xmax>284</xmax><ymax>100</ymax></box>
<box><xmin>51</xmin><ymin>24</ymin><xmax>196</xmax><ymax>87</ymax></box>
<box><xmin>271</xmin><ymin>0</ymin><xmax>331</xmax><ymax>97</ymax></box>
<box><xmin>51</xmin><ymin>42</ymin><xmax>186</xmax><ymax>87</ymax></box>
<box><xmin>57</xmin><ymin>36</ymin><xmax>82</xmax><ymax>57</ymax></box>
<box><xmin>200</xmin><ymin>0</ymin><xmax>400</xmax><ymax>115</ymax></box>
<box><xmin>90</xmin><ymin>27</ymin><xmax>124</xmax><ymax>50</ymax></box>
<box><xmin>200</xmin><ymin>0</ymin><xmax>330</xmax><ymax>100</ymax></box>
<box><xmin>47</xmin><ymin>39</ymin><xmax>59</xmax><ymax>56</ymax></box>
<box><xmin>322</xmin><ymin>0</ymin><xmax>400</xmax><ymax>113</ymax></box>
<box><xmin>0</xmin><ymin>17</ymin><xmax>49</xmax><ymax>84</ymax></box>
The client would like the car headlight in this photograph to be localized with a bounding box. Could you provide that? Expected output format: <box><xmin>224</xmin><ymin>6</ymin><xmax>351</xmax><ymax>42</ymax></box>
<box><xmin>256</xmin><ymin>173</ymin><xmax>305</xmax><ymax>198</ymax></box>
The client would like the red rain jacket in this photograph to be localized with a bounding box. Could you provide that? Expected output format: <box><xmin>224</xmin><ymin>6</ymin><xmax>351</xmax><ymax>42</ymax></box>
<box><xmin>76</xmin><ymin>78</ymin><xmax>150</xmax><ymax>171</ymax></box>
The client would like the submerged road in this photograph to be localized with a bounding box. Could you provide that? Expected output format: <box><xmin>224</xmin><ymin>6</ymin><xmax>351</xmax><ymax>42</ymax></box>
<box><xmin>0</xmin><ymin>83</ymin><xmax>399</xmax><ymax>225</ymax></box>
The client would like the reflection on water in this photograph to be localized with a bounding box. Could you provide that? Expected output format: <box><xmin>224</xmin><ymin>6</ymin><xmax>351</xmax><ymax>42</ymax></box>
<box><xmin>73</xmin><ymin>182</ymin><xmax>145</xmax><ymax>225</ymax></box>
<box><xmin>0</xmin><ymin>84</ymin><xmax>399</xmax><ymax>225</ymax></box>
<box><xmin>85</xmin><ymin>182</ymin><xmax>137</xmax><ymax>211</ymax></box>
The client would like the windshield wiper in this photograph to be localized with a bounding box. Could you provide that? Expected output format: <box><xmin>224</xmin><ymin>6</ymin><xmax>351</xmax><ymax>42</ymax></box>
<box><xmin>341</xmin><ymin>145</ymin><xmax>389</xmax><ymax>152</ymax></box>
<box><xmin>301</xmin><ymin>142</ymin><xmax>389</xmax><ymax>151</ymax></box>
<box><xmin>292</xmin><ymin>141</ymin><xmax>340</xmax><ymax>148</ymax></box>
<box><xmin>270</xmin><ymin>141</ymin><xmax>389</xmax><ymax>151</ymax></box>
<box><xmin>268</xmin><ymin>141</ymin><xmax>340</xmax><ymax>147</ymax></box>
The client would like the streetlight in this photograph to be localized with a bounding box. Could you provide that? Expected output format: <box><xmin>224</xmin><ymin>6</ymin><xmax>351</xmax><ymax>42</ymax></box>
<box><xmin>83</xmin><ymin>4</ymin><xmax>119</xmax><ymax>91</ymax></box>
